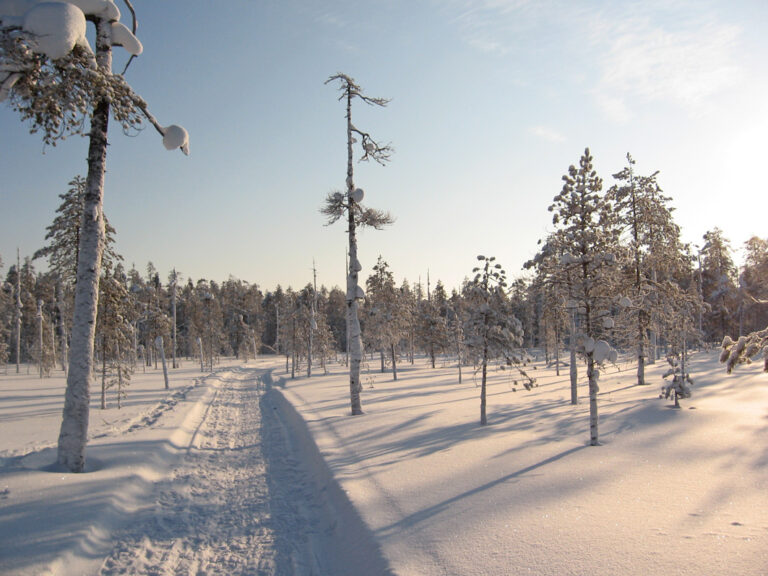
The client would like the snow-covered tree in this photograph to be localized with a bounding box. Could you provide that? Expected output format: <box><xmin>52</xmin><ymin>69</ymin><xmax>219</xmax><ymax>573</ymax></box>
<box><xmin>364</xmin><ymin>256</ymin><xmax>404</xmax><ymax>380</ymax></box>
<box><xmin>447</xmin><ymin>289</ymin><xmax>467</xmax><ymax>383</ymax></box>
<box><xmin>546</xmin><ymin>148</ymin><xmax>620</xmax><ymax>445</ymax></box>
<box><xmin>525</xmin><ymin>232</ymin><xmax>583</xmax><ymax>402</ymax></box>
<box><xmin>700</xmin><ymin>228</ymin><xmax>738</xmax><ymax>343</ymax></box>
<box><xmin>464</xmin><ymin>256</ymin><xmax>533</xmax><ymax>425</ymax></box>
<box><xmin>322</xmin><ymin>72</ymin><xmax>393</xmax><ymax>415</ymax></box>
<box><xmin>416</xmin><ymin>281</ymin><xmax>450</xmax><ymax>369</ymax></box>
<box><xmin>738</xmin><ymin>237</ymin><xmax>768</xmax><ymax>335</ymax></box>
<box><xmin>660</xmin><ymin>353</ymin><xmax>693</xmax><ymax>408</ymax></box>
<box><xmin>97</xmin><ymin>264</ymin><xmax>133</xmax><ymax>408</ymax></box>
<box><xmin>608</xmin><ymin>153</ymin><xmax>686</xmax><ymax>385</ymax></box>
<box><xmin>2</xmin><ymin>1</ymin><xmax>189</xmax><ymax>472</ymax></box>
<box><xmin>721</xmin><ymin>327</ymin><xmax>768</xmax><ymax>373</ymax></box>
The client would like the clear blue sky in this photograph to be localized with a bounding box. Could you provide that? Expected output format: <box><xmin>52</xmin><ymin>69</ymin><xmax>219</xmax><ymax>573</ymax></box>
<box><xmin>2</xmin><ymin>0</ymin><xmax>767</xmax><ymax>292</ymax></box>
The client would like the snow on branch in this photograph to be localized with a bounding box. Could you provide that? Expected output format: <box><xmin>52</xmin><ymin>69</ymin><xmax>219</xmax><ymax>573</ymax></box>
<box><xmin>1</xmin><ymin>2</ymin><xmax>187</xmax><ymax>153</ymax></box>
<box><xmin>720</xmin><ymin>328</ymin><xmax>768</xmax><ymax>373</ymax></box>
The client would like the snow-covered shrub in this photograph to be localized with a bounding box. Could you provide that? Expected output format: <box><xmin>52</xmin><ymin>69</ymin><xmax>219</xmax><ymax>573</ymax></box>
<box><xmin>660</xmin><ymin>355</ymin><xmax>693</xmax><ymax>408</ymax></box>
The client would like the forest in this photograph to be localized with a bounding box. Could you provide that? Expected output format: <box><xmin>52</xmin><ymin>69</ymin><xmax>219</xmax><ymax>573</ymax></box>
<box><xmin>2</xmin><ymin>154</ymin><xmax>767</xmax><ymax>391</ymax></box>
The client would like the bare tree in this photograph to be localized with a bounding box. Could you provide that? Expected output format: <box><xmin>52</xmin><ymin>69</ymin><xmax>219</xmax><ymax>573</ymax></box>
<box><xmin>322</xmin><ymin>73</ymin><xmax>393</xmax><ymax>415</ymax></box>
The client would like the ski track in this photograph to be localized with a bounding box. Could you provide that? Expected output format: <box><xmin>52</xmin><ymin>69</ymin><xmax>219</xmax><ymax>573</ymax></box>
<box><xmin>99</xmin><ymin>367</ymin><xmax>320</xmax><ymax>576</ymax></box>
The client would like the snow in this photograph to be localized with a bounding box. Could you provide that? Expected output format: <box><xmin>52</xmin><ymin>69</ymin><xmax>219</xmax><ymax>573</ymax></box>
<box><xmin>1</xmin><ymin>351</ymin><xmax>766</xmax><ymax>575</ymax></box>
<box><xmin>109</xmin><ymin>21</ymin><xmax>141</xmax><ymax>56</ymax></box>
<box><xmin>22</xmin><ymin>2</ymin><xmax>87</xmax><ymax>60</ymax></box>
<box><xmin>161</xmin><ymin>124</ymin><xmax>190</xmax><ymax>155</ymax></box>
<box><xmin>350</xmin><ymin>187</ymin><xmax>364</xmax><ymax>203</ymax></box>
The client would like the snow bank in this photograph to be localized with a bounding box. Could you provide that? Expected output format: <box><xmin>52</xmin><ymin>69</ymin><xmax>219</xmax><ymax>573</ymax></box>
<box><xmin>0</xmin><ymin>363</ymin><xmax>218</xmax><ymax>575</ymax></box>
<box><xmin>274</xmin><ymin>351</ymin><xmax>768</xmax><ymax>575</ymax></box>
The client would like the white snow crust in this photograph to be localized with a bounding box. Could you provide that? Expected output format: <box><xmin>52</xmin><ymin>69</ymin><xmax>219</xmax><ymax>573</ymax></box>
<box><xmin>1</xmin><ymin>351</ymin><xmax>766</xmax><ymax>575</ymax></box>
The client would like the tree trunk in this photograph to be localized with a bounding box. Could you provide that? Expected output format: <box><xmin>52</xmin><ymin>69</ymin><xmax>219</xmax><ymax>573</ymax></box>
<box><xmin>480</xmin><ymin>344</ymin><xmax>488</xmax><ymax>425</ymax></box>
<box><xmin>587</xmin><ymin>354</ymin><xmax>599</xmax><ymax>446</ymax></box>
<box><xmin>116</xmin><ymin>340</ymin><xmax>123</xmax><ymax>409</ymax></box>
<box><xmin>637</xmin><ymin>309</ymin><xmax>646</xmax><ymax>386</ymax></box>
<box><xmin>57</xmin><ymin>16</ymin><xmax>112</xmax><ymax>472</ymax></box>
<box><xmin>37</xmin><ymin>300</ymin><xmax>44</xmax><ymax>379</ymax></box>
<box><xmin>171</xmin><ymin>273</ymin><xmax>177</xmax><ymax>369</ymax></box>
<box><xmin>569</xmin><ymin>312</ymin><xmax>578</xmax><ymax>405</ymax></box>
<box><xmin>100</xmin><ymin>337</ymin><xmax>107</xmax><ymax>410</ymax></box>
<box><xmin>15</xmin><ymin>249</ymin><xmax>21</xmax><ymax>374</ymax></box>
<box><xmin>391</xmin><ymin>343</ymin><xmax>398</xmax><ymax>381</ymax></box>
<box><xmin>156</xmin><ymin>336</ymin><xmax>169</xmax><ymax>390</ymax></box>
<box><xmin>345</xmin><ymin>87</ymin><xmax>364</xmax><ymax>416</ymax></box>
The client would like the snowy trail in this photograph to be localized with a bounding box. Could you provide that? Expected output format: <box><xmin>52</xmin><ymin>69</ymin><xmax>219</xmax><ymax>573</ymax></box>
<box><xmin>99</xmin><ymin>366</ymin><xmax>294</xmax><ymax>575</ymax></box>
<box><xmin>98</xmin><ymin>364</ymin><xmax>391</xmax><ymax>576</ymax></box>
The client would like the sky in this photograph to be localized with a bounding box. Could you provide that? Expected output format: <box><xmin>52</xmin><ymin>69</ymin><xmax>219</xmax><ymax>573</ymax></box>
<box><xmin>1</xmin><ymin>0</ymin><xmax>767</xmax><ymax>293</ymax></box>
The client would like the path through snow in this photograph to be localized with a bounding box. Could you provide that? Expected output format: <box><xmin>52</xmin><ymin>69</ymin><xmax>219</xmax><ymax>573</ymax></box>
<box><xmin>99</xmin><ymin>365</ymin><xmax>389</xmax><ymax>575</ymax></box>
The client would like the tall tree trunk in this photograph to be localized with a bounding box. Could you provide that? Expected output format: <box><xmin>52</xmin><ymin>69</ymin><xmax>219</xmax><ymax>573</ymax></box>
<box><xmin>480</xmin><ymin>343</ymin><xmax>488</xmax><ymax>425</ymax></box>
<box><xmin>587</xmin><ymin>354</ymin><xmax>599</xmax><ymax>446</ymax></box>
<box><xmin>345</xmin><ymin>89</ymin><xmax>363</xmax><ymax>415</ymax></box>
<box><xmin>37</xmin><ymin>299</ymin><xmax>44</xmax><ymax>379</ymax></box>
<box><xmin>637</xmin><ymin>309</ymin><xmax>647</xmax><ymax>386</ymax></box>
<box><xmin>569</xmin><ymin>311</ymin><xmax>578</xmax><ymax>405</ymax></box>
<box><xmin>171</xmin><ymin>271</ymin><xmax>177</xmax><ymax>369</ymax></box>
<box><xmin>57</xmin><ymin>16</ymin><xmax>112</xmax><ymax>472</ymax></box>
<box><xmin>391</xmin><ymin>343</ymin><xmax>398</xmax><ymax>381</ymax></box>
<box><xmin>116</xmin><ymin>339</ymin><xmax>123</xmax><ymax>409</ymax></box>
<box><xmin>100</xmin><ymin>336</ymin><xmax>107</xmax><ymax>410</ymax></box>
<box><xmin>15</xmin><ymin>248</ymin><xmax>21</xmax><ymax>374</ymax></box>
<box><xmin>57</xmin><ymin>281</ymin><xmax>68</xmax><ymax>374</ymax></box>
<box><xmin>156</xmin><ymin>336</ymin><xmax>169</xmax><ymax>390</ymax></box>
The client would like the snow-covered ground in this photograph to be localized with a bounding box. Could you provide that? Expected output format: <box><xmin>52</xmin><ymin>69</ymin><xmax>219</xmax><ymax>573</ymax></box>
<box><xmin>0</xmin><ymin>351</ymin><xmax>766</xmax><ymax>575</ymax></box>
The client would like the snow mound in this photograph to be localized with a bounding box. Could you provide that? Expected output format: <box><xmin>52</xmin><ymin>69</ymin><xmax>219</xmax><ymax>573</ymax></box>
<box><xmin>22</xmin><ymin>2</ymin><xmax>87</xmax><ymax>59</ymax></box>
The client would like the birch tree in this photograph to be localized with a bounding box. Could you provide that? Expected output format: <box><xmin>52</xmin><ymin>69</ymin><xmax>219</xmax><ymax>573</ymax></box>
<box><xmin>1</xmin><ymin>1</ymin><xmax>188</xmax><ymax>471</ymax></box>
<box><xmin>322</xmin><ymin>73</ymin><xmax>393</xmax><ymax>415</ymax></box>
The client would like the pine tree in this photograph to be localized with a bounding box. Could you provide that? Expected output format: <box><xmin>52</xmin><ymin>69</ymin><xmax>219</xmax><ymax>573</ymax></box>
<box><xmin>2</xmin><ymin>4</ymin><xmax>189</xmax><ymax>471</ymax></box>
<box><xmin>97</xmin><ymin>265</ymin><xmax>133</xmax><ymax>408</ymax></box>
<box><xmin>700</xmin><ymin>228</ymin><xmax>738</xmax><ymax>343</ymax></box>
<box><xmin>464</xmin><ymin>256</ymin><xmax>533</xmax><ymax>425</ymax></box>
<box><xmin>547</xmin><ymin>148</ymin><xmax>620</xmax><ymax>445</ymax></box>
<box><xmin>608</xmin><ymin>153</ymin><xmax>686</xmax><ymax>385</ymax></box>
<box><xmin>322</xmin><ymin>73</ymin><xmax>393</xmax><ymax>415</ymax></box>
<box><xmin>738</xmin><ymin>237</ymin><xmax>768</xmax><ymax>335</ymax></box>
<box><xmin>364</xmin><ymin>256</ymin><xmax>404</xmax><ymax>380</ymax></box>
